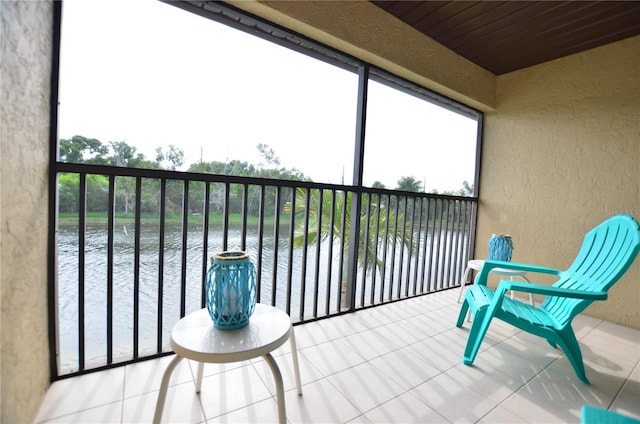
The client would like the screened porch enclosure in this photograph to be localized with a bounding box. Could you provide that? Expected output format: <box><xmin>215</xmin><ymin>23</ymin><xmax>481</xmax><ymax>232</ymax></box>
<box><xmin>52</xmin><ymin>0</ymin><xmax>484</xmax><ymax>379</ymax></box>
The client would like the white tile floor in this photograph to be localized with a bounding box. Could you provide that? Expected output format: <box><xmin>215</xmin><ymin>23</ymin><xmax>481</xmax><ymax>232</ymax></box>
<box><xmin>35</xmin><ymin>289</ymin><xmax>640</xmax><ymax>423</ymax></box>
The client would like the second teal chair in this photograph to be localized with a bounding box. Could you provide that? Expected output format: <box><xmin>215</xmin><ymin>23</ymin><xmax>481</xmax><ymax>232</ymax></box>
<box><xmin>456</xmin><ymin>214</ymin><xmax>640</xmax><ymax>383</ymax></box>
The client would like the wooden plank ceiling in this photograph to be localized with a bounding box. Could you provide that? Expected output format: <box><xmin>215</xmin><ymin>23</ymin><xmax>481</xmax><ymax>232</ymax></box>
<box><xmin>370</xmin><ymin>1</ymin><xmax>640</xmax><ymax>75</ymax></box>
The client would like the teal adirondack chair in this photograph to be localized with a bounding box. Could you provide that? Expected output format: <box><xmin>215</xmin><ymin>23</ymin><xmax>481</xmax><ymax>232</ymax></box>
<box><xmin>456</xmin><ymin>214</ymin><xmax>640</xmax><ymax>384</ymax></box>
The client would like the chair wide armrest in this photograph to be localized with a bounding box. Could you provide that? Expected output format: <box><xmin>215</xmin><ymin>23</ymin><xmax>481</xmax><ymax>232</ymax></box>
<box><xmin>498</xmin><ymin>281</ymin><xmax>608</xmax><ymax>300</ymax></box>
<box><xmin>483</xmin><ymin>260</ymin><xmax>562</xmax><ymax>275</ymax></box>
<box><xmin>475</xmin><ymin>260</ymin><xmax>562</xmax><ymax>287</ymax></box>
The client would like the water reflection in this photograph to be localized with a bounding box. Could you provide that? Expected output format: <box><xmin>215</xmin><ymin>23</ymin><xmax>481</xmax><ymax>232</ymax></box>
<box><xmin>56</xmin><ymin>221</ymin><xmax>468</xmax><ymax>372</ymax></box>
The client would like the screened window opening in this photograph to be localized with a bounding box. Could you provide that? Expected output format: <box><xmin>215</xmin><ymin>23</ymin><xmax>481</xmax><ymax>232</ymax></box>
<box><xmin>58</xmin><ymin>0</ymin><xmax>481</xmax><ymax>190</ymax></box>
<box><xmin>59</xmin><ymin>0</ymin><xmax>358</xmax><ymax>185</ymax></box>
<box><xmin>363</xmin><ymin>75</ymin><xmax>479</xmax><ymax>196</ymax></box>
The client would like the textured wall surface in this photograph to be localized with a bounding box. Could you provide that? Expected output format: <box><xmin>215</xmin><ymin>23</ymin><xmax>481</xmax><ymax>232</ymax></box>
<box><xmin>229</xmin><ymin>0</ymin><xmax>496</xmax><ymax>111</ymax></box>
<box><xmin>479</xmin><ymin>36</ymin><xmax>640</xmax><ymax>327</ymax></box>
<box><xmin>1</xmin><ymin>1</ymin><xmax>53</xmax><ymax>421</ymax></box>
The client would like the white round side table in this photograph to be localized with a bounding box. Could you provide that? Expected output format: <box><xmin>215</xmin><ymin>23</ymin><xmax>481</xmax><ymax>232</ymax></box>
<box><xmin>153</xmin><ymin>303</ymin><xmax>302</xmax><ymax>424</ymax></box>
<box><xmin>457</xmin><ymin>259</ymin><xmax>534</xmax><ymax>305</ymax></box>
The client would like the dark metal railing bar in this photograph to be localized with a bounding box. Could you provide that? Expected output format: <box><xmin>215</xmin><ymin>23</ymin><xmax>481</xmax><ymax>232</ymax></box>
<box><xmin>432</xmin><ymin>200</ymin><xmax>444</xmax><ymax>291</ymax></box>
<box><xmin>457</xmin><ymin>201</ymin><xmax>466</xmax><ymax>284</ymax></box>
<box><xmin>426</xmin><ymin>200</ymin><xmax>438</xmax><ymax>292</ymax></box>
<box><xmin>457</xmin><ymin>200</ymin><xmax>467</xmax><ymax>285</ymax></box>
<box><xmin>456</xmin><ymin>201</ymin><xmax>469</xmax><ymax>291</ymax></box>
<box><xmin>462</xmin><ymin>201</ymin><xmax>472</xmax><ymax>276</ymax></box>
<box><xmin>240</xmin><ymin>184</ymin><xmax>249</xmax><ymax>251</ymax></box>
<box><xmin>133</xmin><ymin>177</ymin><xmax>142</xmax><ymax>358</ymax></box>
<box><xmin>78</xmin><ymin>173</ymin><xmax>87</xmax><ymax>371</ymax></box>
<box><xmin>106</xmin><ymin>175</ymin><xmax>116</xmax><ymax>365</ymax></box>
<box><xmin>470</xmin><ymin>201</ymin><xmax>479</xmax><ymax>264</ymax></box>
<box><xmin>325</xmin><ymin>189</ymin><xmax>336</xmax><ymax>315</ymax></box>
<box><xmin>222</xmin><ymin>182</ymin><xmax>230</xmax><ymax>250</ymax></box>
<box><xmin>299</xmin><ymin>188</ymin><xmax>311</xmax><ymax>320</ymax></box>
<box><xmin>256</xmin><ymin>185</ymin><xmax>265</xmax><ymax>304</ymax></box>
<box><xmin>412</xmin><ymin>197</ymin><xmax>424</xmax><ymax>295</ymax></box>
<box><xmin>337</xmin><ymin>191</ymin><xmax>348</xmax><ymax>311</ymax></box>
<box><xmin>408</xmin><ymin>197</ymin><xmax>417</xmax><ymax>295</ymax></box>
<box><xmin>441</xmin><ymin>200</ymin><xmax>452</xmax><ymax>289</ymax></box>
<box><xmin>156</xmin><ymin>179</ymin><xmax>167</xmax><ymax>354</ymax></box>
<box><xmin>390</xmin><ymin>195</ymin><xmax>400</xmax><ymax>300</ymax></box>
<box><xmin>55</xmin><ymin>163</ymin><xmax>478</xmax><ymax>204</ymax></box>
<box><xmin>345</xmin><ymin>189</ymin><xmax>361</xmax><ymax>312</ymax></box>
<box><xmin>271</xmin><ymin>186</ymin><xmax>281</xmax><ymax>307</ymax></box>
<box><xmin>201</xmin><ymin>182</ymin><xmax>211</xmax><ymax>309</ymax></box>
<box><xmin>179</xmin><ymin>181</ymin><xmax>189</xmax><ymax>318</ymax></box>
<box><xmin>460</xmin><ymin>201</ymin><xmax>468</xmax><ymax>275</ymax></box>
<box><xmin>360</xmin><ymin>192</ymin><xmax>371</xmax><ymax>307</ymax></box>
<box><xmin>437</xmin><ymin>200</ymin><xmax>445</xmax><ymax>289</ymax></box>
<box><xmin>380</xmin><ymin>194</ymin><xmax>391</xmax><ymax>303</ymax></box>
<box><xmin>401</xmin><ymin>197</ymin><xmax>410</xmax><ymax>297</ymax></box>
<box><xmin>441</xmin><ymin>200</ymin><xmax>451</xmax><ymax>288</ymax></box>
<box><xmin>419</xmin><ymin>197</ymin><xmax>430</xmax><ymax>293</ymax></box>
<box><xmin>412</xmin><ymin>198</ymin><xmax>421</xmax><ymax>293</ymax></box>
<box><xmin>435</xmin><ymin>200</ymin><xmax>448</xmax><ymax>290</ymax></box>
<box><xmin>370</xmin><ymin>193</ymin><xmax>381</xmax><ymax>305</ymax></box>
<box><xmin>408</xmin><ymin>197</ymin><xmax>417</xmax><ymax>294</ymax></box>
<box><xmin>449</xmin><ymin>200</ymin><xmax>461</xmax><ymax>288</ymax></box>
<box><xmin>453</xmin><ymin>200</ymin><xmax>463</xmax><ymax>286</ymax></box>
<box><xmin>312</xmin><ymin>189</ymin><xmax>323</xmax><ymax>318</ymax></box>
<box><xmin>459</xmin><ymin>201</ymin><xmax>468</xmax><ymax>283</ymax></box>
<box><xmin>467</xmin><ymin>201</ymin><xmax>475</xmax><ymax>265</ymax></box>
<box><xmin>449</xmin><ymin>200</ymin><xmax>458</xmax><ymax>287</ymax></box>
<box><xmin>285</xmin><ymin>188</ymin><xmax>296</xmax><ymax>315</ymax></box>
<box><xmin>440</xmin><ymin>200</ymin><xmax>450</xmax><ymax>290</ymax></box>
<box><xmin>466</xmin><ymin>201</ymin><xmax>474</xmax><ymax>268</ymax></box>
<box><xmin>57</xmin><ymin>162</ymin><xmax>422</xmax><ymax>196</ymax></box>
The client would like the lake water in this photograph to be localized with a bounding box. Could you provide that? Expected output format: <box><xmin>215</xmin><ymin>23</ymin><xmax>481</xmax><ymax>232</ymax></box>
<box><xmin>56</xmin><ymin>222</ymin><xmax>468</xmax><ymax>372</ymax></box>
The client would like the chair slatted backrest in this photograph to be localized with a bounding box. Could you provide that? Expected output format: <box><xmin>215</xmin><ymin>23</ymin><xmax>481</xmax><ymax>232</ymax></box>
<box><xmin>541</xmin><ymin>215</ymin><xmax>640</xmax><ymax>326</ymax></box>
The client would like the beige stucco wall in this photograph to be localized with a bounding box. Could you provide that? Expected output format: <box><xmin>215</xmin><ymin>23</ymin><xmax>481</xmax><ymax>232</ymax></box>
<box><xmin>479</xmin><ymin>35</ymin><xmax>640</xmax><ymax>327</ymax></box>
<box><xmin>1</xmin><ymin>1</ymin><xmax>53</xmax><ymax>422</ymax></box>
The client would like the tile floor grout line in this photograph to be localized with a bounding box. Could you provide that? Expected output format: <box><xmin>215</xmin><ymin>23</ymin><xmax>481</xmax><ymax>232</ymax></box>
<box><xmin>606</xmin><ymin>357</ymin><xmax>640</xmax><ymax>411</ymax></box>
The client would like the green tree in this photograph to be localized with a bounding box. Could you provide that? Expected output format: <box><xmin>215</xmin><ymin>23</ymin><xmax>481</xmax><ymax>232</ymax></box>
<box><xmin>457</xmin><ymin>180</ymin><xmax>474</xmax><ymax>196</ymax></box>
<box><xmin>59</xmin><ymin>135</ymin><xmax>108</xmax><ymax>163</ymax></box>
<box><xmin>257</xmin><ymin>143</ymin><xmax>281</xmax><ymax>167</ymax></box>
<box><xmin>85</xmin><ymin>174</ymin><xmax>110</xmax><ymax>212</ymax></box>
<box><xmin>103</xmin><ymin>141</ymin><xmax>157</xmax><ymax>213</ymax></box>
<box><xmin>155</xmin><ymin>145</ymin><xmax>185</xmax><ymax>170</ymax></box>
<box><xmin>396</xmin><ymin>176</ymin><xmax>423</xmax><ymax>192</ymax></box>
<box><xmin>58</xmin><ymin>173</ymin><xmax>80</xmax><ymax>213</ymax></box>
<box><xmin>57</xmin><ymin>173</ymin><xmax>110</xmax><ymax>213</ymax></box>
<box><xmin>108</xmin><ymin>141</ymin><xmax>156</xmax><ymax>168</ymax></box>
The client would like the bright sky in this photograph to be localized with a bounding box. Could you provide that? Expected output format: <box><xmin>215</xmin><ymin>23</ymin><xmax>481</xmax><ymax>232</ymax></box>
<box><xmin>58</xmin><ymin>0</ymin><xmax>478</xmax><ymax>192</ymax></box>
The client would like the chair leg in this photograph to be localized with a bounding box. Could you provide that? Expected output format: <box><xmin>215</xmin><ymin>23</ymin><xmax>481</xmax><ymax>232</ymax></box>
<box><xmin>555</xmin><ymin>328</ymin><xmax>590</xmax><ymax>384</ymax></box>
<box><xmin>456</xmin><ymin>298</ymin><xmax>470</xmax><ymax>327</ymax></box>
<box><xmin>463</xmin><ymin>305</ymin><xmax>493</xmax><ymax>365</ymax></box>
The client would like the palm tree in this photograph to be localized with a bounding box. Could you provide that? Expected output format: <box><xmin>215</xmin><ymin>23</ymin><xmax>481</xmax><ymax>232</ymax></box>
<box><xmin>284</xmin><ymin>188</ymin><xmax>414</xmax><ymax>281</ymax></box>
